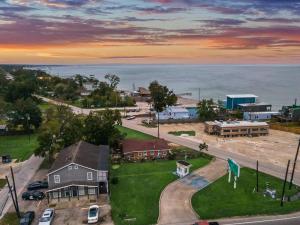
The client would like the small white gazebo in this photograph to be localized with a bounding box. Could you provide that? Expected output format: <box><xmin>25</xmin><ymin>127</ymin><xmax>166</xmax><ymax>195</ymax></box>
<box><xmin>176</xmin><ymin>160</ymin><xmax>192</xmax><ymax>178</ymax></box>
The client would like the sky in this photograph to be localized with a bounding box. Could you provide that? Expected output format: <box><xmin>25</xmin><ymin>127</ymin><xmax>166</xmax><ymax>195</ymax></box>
<box><xmin>0</xmin><ymin>0</ymin><xmax>300</xmax><ymax>64</ymax></box>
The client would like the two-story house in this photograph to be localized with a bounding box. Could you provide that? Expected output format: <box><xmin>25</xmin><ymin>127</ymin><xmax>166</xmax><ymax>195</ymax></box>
<box><xmin>47</xmin><ymin>141</ymin><xmax>109</xmax><ymax>199</ymax></box>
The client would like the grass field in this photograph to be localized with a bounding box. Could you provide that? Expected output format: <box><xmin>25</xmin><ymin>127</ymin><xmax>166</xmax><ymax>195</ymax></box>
<box><xmin>0</xmin><ymin>179</ymin><xmax>6</xmax><ymax>189</ymax></box>
<box><xmin>0</xmin><ymin>134</ymin><xmax>39</xmax><ymax>161</ymax></box>
<box><xmin>111</xmin><ymin>157</ymin><xmax>211</xmax><ymax>225</ymax></box>
<box><xmin>192</xmin><ymin>168</ymin><xmax>300</xmax><ymax>219</ymax></box>
<box><xmin>168</xmin><ymin>130</ymin><xmax>196</xmax><ymax>136</ymax></box>
<box><xmin>38</xmin><ymin>101</ymin><xmax>54</xmax><ymax>112</ymax></box>
<box><xmin>0</xmin><ymin>212</ymin><xmax>18</xmax><ymax>225</ymax></box>
<box><xmin>117</xmin><ymin>125</ymin><xmax>155</xmax><ymax>140</ymax></box>
<box><xmin>270</xmin><ymin>122</ymin><xmax>300</xmax><ymax>135</ymax></box>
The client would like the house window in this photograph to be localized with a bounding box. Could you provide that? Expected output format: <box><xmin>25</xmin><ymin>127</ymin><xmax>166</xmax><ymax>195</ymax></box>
<box><xmin>87</xmin><ymin>172</ymin><xmax>93</xmax><ymax>181</ymax></box>
<box><xmin>143</xmin><ymin>151</ymin><xmax>147</xmax><ymax>156</ymax></box>
<box><xmin>88</xmin><ymin>188</ymin><xmax>96</xmax><ymax>195</ymax></box>
<box><xmin>79</xmin><ymin>186</ymin><xmax>85</xmax><ymax>196</ymax></box>
<box><xmin>150</xmin><ymin>151</ymin><xmax>154</xmax><ymax>156</ymax></box>
<box><xmin>74</xmin><ymin>165</ymin><xmax>78</xmax><ymax>169</ymax></box>
<box><xmin>54</xmin><ymin>175</ymin><xmax>60</xmax><ymax>184</ymax></box>
<box><xmin>68</xmin><ymin>165</ymin><xmax>72</xmax><ymax>170</ymax></box>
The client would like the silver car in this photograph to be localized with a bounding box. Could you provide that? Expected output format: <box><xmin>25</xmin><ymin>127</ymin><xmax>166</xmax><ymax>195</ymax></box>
<box><xmin>38</xmin><ymin>208</ymin><xmax>55</xmax><ymax>225</ymax></box>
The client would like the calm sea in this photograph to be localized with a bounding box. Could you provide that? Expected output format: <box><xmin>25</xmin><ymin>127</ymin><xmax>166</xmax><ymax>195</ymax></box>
<box><xmin>32</xmin><ymin>64</ymin><xmax>300</xmax><ymax>110</ymax></box>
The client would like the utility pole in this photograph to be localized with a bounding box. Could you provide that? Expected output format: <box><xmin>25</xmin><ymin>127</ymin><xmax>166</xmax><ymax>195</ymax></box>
<box><xmin>256</xmin><ymin>160</ymin><xmax>259</xmax><ymax>192</ymax></box>
<box><xmin>281</xmin><ymin>160</ymin><xmax>290</xmax><ymax>207</ymax></box>
<box><xmin>289</xmin><ymin>139</ymin><xmax>300</xmax><ymax>190</ymax></box>
<box><xmin>5</xmin><ymin>176</ymin><xmax>19</xmax><ymax>217</ymax></box>
<box><xmin>10</xmin><ymin>167</ymin><xmax>20</xmax><ymax>215</ymax></box>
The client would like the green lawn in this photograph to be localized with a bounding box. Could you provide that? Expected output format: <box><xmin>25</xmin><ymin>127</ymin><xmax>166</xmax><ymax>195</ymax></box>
<box><xmin>0</xmin><ymin>134</ymin><xmax>39</xmax><ymax>161</ymax></box>
<box><xmin>117</xmin><ymin>125</ymin><xmax>155</xmax><ymax>140</ymax></box>
<box><xmin>38</xmin><ymin>102</ymin><xmax>54</xmax><ymax>112</ymax></box>
<box><xmin>168</xmin><ymin>130</ymin><xmax>196</xmax><ymax>136</ymax></box>
<box><xmin>0</xmin><ymin>179</ymin><xmax>6</xmax><ymax>189</ymax></box>
<box><xmin>0</xmin><ymin>212</ymin><xmax>19</xmax><ymax>225</ymax></box>
<box><xmin>111</xmin><ymin>157</ymin><xmax>211</xmax><ymax>225</ymax></box>
<box><xmin>192</xmin><ymin>168</ymin><xmax>300</xmax><ymax>219</ymax></box>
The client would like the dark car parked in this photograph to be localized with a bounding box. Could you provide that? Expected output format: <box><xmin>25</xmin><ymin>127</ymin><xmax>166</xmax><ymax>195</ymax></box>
<box><xmin>22</xmin><ymin>191</ymin><xmax>45</xmax><ymax>200</ymax></box>
<box><xmin>27</xmin><ymin>181</ymin><xmax>48</xmax><ymax>191</ymax></box>
<box><xmin>20</xmin><ymin>211</ymin><xmax>35</xmax><ymax>225</ymax></box>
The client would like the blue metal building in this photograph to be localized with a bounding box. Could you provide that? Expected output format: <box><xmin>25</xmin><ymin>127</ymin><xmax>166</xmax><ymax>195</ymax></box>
<box><xmin>226</xmin><ymin>94</ymin><xmax>258</xmax><ymax>110</ymax></box>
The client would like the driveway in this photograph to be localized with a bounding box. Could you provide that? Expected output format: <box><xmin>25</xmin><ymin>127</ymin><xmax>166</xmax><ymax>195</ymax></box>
<box><xmin>157</xmin><ymin>159</ymin><xmax>227</xmax><ymax>225</ymax></box>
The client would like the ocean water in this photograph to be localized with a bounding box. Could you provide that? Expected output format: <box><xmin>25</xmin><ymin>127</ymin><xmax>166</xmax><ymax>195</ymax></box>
<box><xmin>33</xmin><ymin>64</ymin><xmax>300</xmax><ymax>110</ymax></box>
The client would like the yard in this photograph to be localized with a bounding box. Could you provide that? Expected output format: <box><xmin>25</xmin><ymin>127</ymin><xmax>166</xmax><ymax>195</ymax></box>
<box><xmin>168</xmin><ymin>130</ymin><xmax>196</xmax><ymax>136</ymax></box>
<box><xmin>0</xmin><ymin>179</ymin><xmax>6</xmax><ymax>189</ymax></box>
<box><xmin>117</xmin><ymin>125</ymin><xmax>155</xmax><ymax>140</ymax></box>
<box><xmin>0</xmin><ymin>212</ymin><xmax>19</xmax><ymax>225</ymax></box>
<box><xmin>0</xmin><ymin>134</ymin><xmax>39</xmax><ymax>161</ymax></box>
<box><xmin>270</xmin><ymin>122</ymin><xmax>300</xmax><ymax>135</ymax></box>
<box><xmin>110</xmin><ymin>157</ymin><xmax>211</xmax><ymax>225</ymax></box>
<box><xmin>192</xmin><ymin>168</ymin><xmax>300</xmax><ymax>219</ymax></box>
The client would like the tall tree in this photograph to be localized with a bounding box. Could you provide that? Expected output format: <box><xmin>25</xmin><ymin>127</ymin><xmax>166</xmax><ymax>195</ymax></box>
<box><xmin>35</xmin><ymin>106</ymin><xmax>83</xmax><ymax>160</ymax></box>
<box><xmin>197</xmin><ymin>99</ymin><xmax>217</xmax><ymax>122</ymax></box>
<box><xmin>7</xmin><ymin>98</ymin><xmax>42</xmax><ymax>131</ymax></box>
<box><xmin>149</xmin><ymin>81</ymin><xmax>177</xmax><ymax>138</ymax></box>
<box><xmin>105</xmin><ymin>74</ymin><xmax>120</xmax><ymax>90</ymax></box>
<box><xmin>84</xmin><ymin>109</ymin><xmax>122</xmax><ymax>145</ymax></box>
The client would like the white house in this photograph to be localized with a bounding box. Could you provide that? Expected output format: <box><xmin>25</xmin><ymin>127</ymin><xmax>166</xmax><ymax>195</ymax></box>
<box><xmin>156</xmin><ymin>107</ymin><xmax>190</xmax><ymax>120</ymax></box>
<box><xmin>243</xmin><ymin>111</ymin><xmax>280</xmax><ymax>121</ymax></box>
<box><xmin>176</xmin><ymin>160</ymin><xmax>192</xmax><ymax>178</ymax></box>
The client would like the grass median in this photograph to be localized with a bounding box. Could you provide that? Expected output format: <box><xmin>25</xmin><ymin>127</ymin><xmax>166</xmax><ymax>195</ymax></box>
<box><xmin>192</xmin><ymin>167</ymin><xmax>300</xmax><ymax>219</ymax></box>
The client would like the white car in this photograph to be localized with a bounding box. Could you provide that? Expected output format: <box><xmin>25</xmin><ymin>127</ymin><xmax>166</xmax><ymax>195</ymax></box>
<box><xmin>88</xmin><ymin>205</ymin><xmax>100</xmax><ymax>224</ymax></box>
<box><xmin>38</xmin><ymin>208</ymin><xmax>55</xmax><ymax>225</ymax></box>
<box><xmin>126</xmin><ymin>115</ymin><xmax>136</xmax><ymax>120</ymax></box>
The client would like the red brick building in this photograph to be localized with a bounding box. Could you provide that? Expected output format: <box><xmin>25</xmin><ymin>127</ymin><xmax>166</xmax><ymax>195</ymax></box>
<box><xmin>121</xmin><ymin>139</ymin><xmax>170</xmax><ymax>161</ymax></box>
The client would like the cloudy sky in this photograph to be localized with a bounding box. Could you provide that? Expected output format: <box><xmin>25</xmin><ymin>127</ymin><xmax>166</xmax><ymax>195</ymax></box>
<box><xmin>0</xmin><ymin>0</ymin><xmax>300</xmax><ymax>64</ymax></box>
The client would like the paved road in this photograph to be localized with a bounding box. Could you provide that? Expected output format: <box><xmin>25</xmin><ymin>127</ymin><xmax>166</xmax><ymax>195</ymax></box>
<box><xmin>0</xmin><ymin>156</ymin><xmax>43</xmax><ymax>219</ymax></box>
<box><xmin>158</xmin><ymin>159</ymin><xmax>226</xmax><ymax>225</ymax></box>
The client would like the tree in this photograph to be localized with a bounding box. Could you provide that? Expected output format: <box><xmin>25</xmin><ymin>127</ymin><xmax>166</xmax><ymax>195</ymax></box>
<box><xmin>7</xmin><ymin>98</ymin><xmax>42</xmax><ymax>131</ymax></box>
<box><xmin>105</xmin><ymin>74</ymin><xmax>120</xmax><ymax>90</ymax></box>
<box><xmin>5</xmin><ymin>81</ymin><xmax>36</xmax><ymax>102</ymax></box>
<box><xmin>199</xmin><ymin>142</ymin><xmax>208</xmax><ymax>152</ymax></box>
<box><xmin>149</xmin><ymin>80</ymin><xmax>177</xmax><ymax>138</ymax></box>
<box><xmin>35</xmin><ymin>105</ymin><xmax>83</xmax><ymax>160</ymax></box>
<box><xmin>197</xmin><ymin>99</ymin><xmax>217</xmax><ymax>122</ymax></box>
<box><xmin>84</xmin><ymin>109</ymin><xmax>122</xmax><ymax>146</ymax></box>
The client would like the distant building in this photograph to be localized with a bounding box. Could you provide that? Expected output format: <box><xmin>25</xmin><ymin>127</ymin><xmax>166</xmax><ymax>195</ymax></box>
<box><xmin>176</xmin><ymin>160</ymin><xmax>192</xmax><ymax>178</ymax></box>
<box><xmin>243</xmin><ymin>111</ymin><xmax>280</xmax><ymax>121</ymax></box>
<box><xmin>121</xmin><ymin>139</ymin><xmax>170</xmax><ymax>161</ymax></box>
<box><xmin>47</xmin><ymin>141</ymin><xmax>109</xmax><ymax>200</ymax></box>
<box><xmin>0</xmin><ymin>125</ymin><xmax>8</xmax><ymax>135</ymax></box>
<box><xmin>238</xmin><ymin>102</ymin><xmax>272</xmax><ymax>112</ymax></box>
<box><xmin>156</xmin><ymin>106</ymin><xmax>198</xmax><ymax>120</ymax></box>
<box><xmin>204</xmin><ymin>120</ymin><xmax>269</xmax><ymax>137</ymax></box>
<box><xmin>226</xmin><ymin>94</ymin><xmax>258</xmax><ymax>110</ymax></box>
<box><xmin>279</xmin><ymin>104</ymin><xmax>300</xmax><ymax>122</ymax></box>
<box><xmin>138</xmin><ymin>87</ymin><xmax>151</xmax><ymax>97</ymax></box>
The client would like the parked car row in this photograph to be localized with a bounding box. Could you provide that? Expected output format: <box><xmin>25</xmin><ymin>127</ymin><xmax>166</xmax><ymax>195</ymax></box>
<box><xmin>22</xmin><ymin>180</ymin><xmax>48</xmax><ymax>201</ymax></box>
<box><xmin>19</xmin><ymin>208</ymin><xmax>55</xmax><ymax>225</ymax></box>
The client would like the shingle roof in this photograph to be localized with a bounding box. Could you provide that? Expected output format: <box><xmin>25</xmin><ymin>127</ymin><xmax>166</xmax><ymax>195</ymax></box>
<box><xmin>49</xmin><ymin>141</ymin><xmax>109</xmax><ymax>173</ymax></box>
<box><xmin>121</xmin><ymin>139</ymin><xmax>170</xmax><ymax>154</ymax></box>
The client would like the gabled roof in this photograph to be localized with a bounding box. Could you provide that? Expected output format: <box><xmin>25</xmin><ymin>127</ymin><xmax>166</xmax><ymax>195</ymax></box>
<box><xmin>121</xmin><ymin>139</ymin><xmax>170</xmax><ymax>154</ymax></box>
<box><xmin>49</xmin><ymin>141</ymin><xmax>109</xmax><ymax>173</ymax></box>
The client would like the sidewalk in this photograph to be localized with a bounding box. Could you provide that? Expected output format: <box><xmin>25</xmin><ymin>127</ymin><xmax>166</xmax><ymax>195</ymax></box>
<box><xmin>157</xmin><ymin>159</ymin><xmax>227</xmax><ymax>225</ymax></box>
<box><xmin>0</xmin><ymin>155</ymin><xmax>43</xmax><ymax>219</ymax></box>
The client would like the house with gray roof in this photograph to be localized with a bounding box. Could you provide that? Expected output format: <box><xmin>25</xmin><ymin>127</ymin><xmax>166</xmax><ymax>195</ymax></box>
<box><xmin>47</xmin><ymin>141</ymin><xmax>109</xmax><ymax>199</ymax></box>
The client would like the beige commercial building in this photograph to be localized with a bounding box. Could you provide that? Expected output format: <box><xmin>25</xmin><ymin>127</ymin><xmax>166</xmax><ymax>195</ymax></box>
<box><xmin>204</xmin><ymin>120</ymin><xmax>269</xmax><ymax>137</ymax></box>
